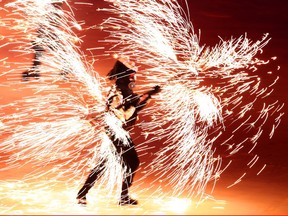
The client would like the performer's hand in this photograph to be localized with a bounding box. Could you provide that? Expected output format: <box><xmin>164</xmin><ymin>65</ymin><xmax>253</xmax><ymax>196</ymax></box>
<box><xmin>153</xmin><ymin>85</ymin><xmax>161</xmax><ymax>94</ymax></box>
<box><xmin>148</xmin><ymin>85</ymin><xmax>161</xmax><ymax>96</ymax></box>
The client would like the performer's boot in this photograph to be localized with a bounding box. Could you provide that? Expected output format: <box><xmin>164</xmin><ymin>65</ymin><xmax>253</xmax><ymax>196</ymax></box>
<box><xmin>118</xmin><ymin>184</ymin><xmax>138</xmax><ymax>205</ymax></box>
<box><xmin>77</xmin><ymin>195</ymin><xmax>87</xmax><ymax>205</ymax></box>
<box><xmin>76</xmin><ymin>185</ymin><xmax>90</xmax><ymax>205</ymax></box>
<box><xmin>119</xmin><ymin>195</ymin><xmax>138</xmax><ymax>205</ymax></box>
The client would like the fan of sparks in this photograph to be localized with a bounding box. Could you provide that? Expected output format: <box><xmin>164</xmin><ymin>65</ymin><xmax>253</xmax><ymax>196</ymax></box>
<box><xmin>0</xmin><ymin>0</ymin><xmax>284</xmax><ymax>203</ymax></box>
<box><xmin>101</xmin><ymin>0</ymin><xmax>284</xmax><ymax>199</ymax></box>
<box><xmin>0</xmin><ymin>0</ymin><xmax>117</xmax><ymax>192</ymax></box>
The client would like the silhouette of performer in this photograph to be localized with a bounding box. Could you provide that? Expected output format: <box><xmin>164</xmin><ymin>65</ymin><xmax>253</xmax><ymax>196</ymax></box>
<box><xmin>22</xmin><ymin>2</ymin><xmax>64</xmax><ymax>81</ymax></box>
<box><xmin>77</xmin><ymin>59</ymin><xmax>160</xmax><ymax>205</ymax></box>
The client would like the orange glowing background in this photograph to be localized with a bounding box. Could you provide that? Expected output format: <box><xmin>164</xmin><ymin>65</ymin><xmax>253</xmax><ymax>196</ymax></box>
<box><xmin>0</xmin><ymin>0</ymin><xmax>287</xmax><ymax>215</ymax></box>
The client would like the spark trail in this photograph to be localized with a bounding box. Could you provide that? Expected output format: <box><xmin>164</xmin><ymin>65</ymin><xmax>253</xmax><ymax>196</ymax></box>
<box><xmin>102</xmin><ymin>0</ymin><xmax>284</xmax><ymax>201</ymax></box>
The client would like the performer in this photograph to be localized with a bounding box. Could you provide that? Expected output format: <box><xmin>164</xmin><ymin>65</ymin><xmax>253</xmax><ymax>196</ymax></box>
<box><xmin>22</xmin><ymin>1</ymin><xmax>64</xmax><ymax>81</ymax></box>
<box><xmin>76</xmin><ymin>59</ymin><xmax>160</xmax><ymax>206</ymax></box>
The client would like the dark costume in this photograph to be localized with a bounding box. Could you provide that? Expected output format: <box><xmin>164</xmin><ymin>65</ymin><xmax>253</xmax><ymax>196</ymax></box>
<box><xmin>77</xmin><ymin>60</ymin><xmax>160</xmax><ymax>205</ymax></box>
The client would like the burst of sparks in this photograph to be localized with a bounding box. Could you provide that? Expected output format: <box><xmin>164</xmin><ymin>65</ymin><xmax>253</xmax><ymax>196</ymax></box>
<box><xmin>0</xmin><ymin>0</ymin><xmax>125</xmax><ymax>201</ymax></box>
<box><xmin>101</xmin><ymin>0</ymin><xmax>284</xmax><ymax>201</ymax></box>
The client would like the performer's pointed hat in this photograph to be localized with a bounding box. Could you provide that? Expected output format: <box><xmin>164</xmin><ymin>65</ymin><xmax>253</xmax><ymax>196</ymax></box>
<box><xmin>107</xmin><ymin>58</ymin><xmax>137</xmax><ymax>80</ymax></box>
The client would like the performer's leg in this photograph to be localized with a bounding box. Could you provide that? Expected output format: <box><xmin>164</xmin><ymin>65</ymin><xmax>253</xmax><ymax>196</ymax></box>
<box><xmin>77</xmin><ymin>160</ymin><xmax>106</xmax><ymax>204</ymax></box>
<box><xmin>119</xmin><ymin>142</ymin><xmax>140</xmax><ymax>205</ymax></box>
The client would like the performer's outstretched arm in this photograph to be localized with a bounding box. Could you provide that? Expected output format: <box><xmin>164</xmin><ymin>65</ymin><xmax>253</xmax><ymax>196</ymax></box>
<box><xmin>136</xmin><ymin>85</ymin><xmax>161</xmax><ymax>112</ymax></box>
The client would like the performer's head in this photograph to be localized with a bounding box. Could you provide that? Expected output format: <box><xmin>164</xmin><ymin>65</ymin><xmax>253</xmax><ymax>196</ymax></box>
<box><xmin>108</xmin><ymin>59</ymin><xmax>137</xmax><ymax>90</ymax></box>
